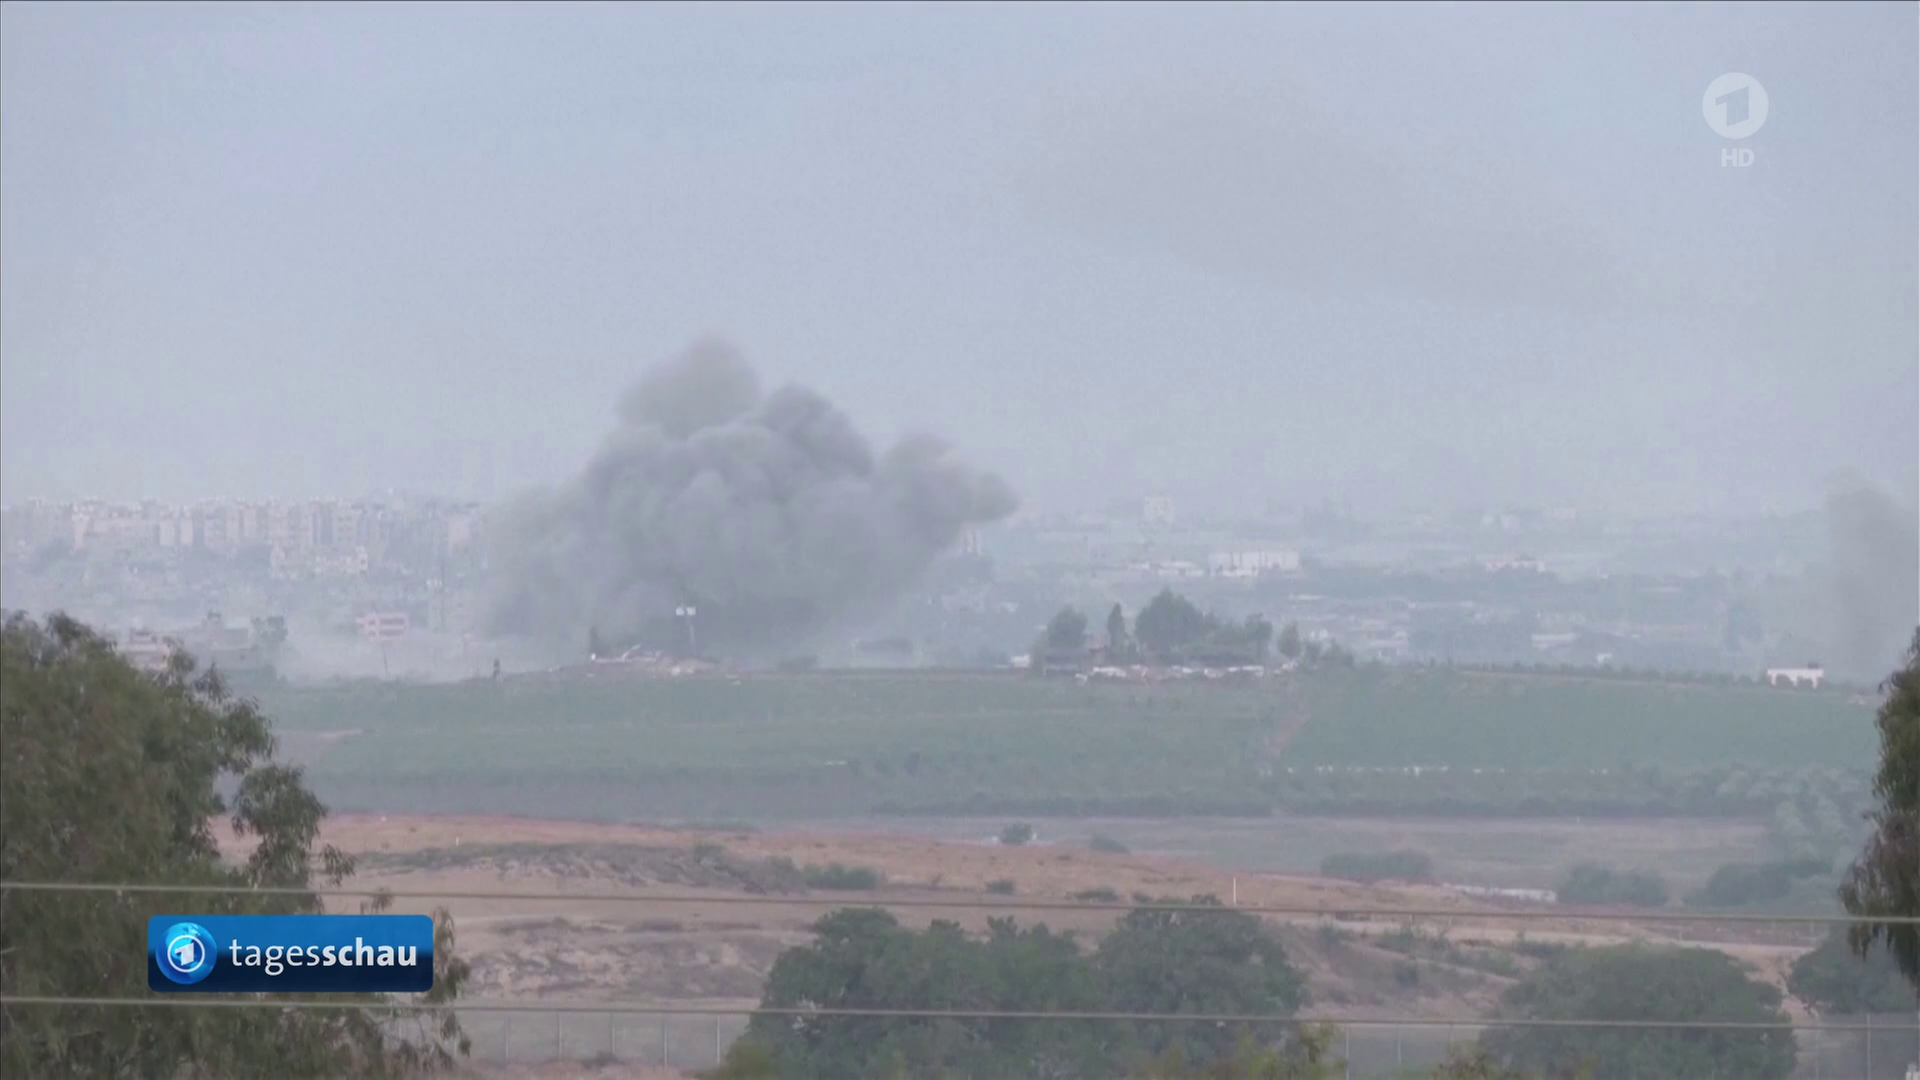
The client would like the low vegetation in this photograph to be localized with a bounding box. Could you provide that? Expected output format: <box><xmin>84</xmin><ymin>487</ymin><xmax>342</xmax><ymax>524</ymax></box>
<box><xmin>1089</xmin><ymin>833</ymin><xmax>1132</xmax><ymax>854</ymax></box>
<box><xmin>255</xmin><ymin>664</ymin><xmax>1874</xmax><ymax>823</ymax></box>
<box><xmin>1787</xmin><ymin>927</ymin><xmax>1920</xmax><ymax>1014</ymax></box>
<box><xmin>718</xmin><ymin>900</ymin><xmax>1306</xmax><ymax>1078</ymax></box>
<box><xmin>1685</xmin><ymin>857</ymin><xmax>1835</xmax><ymax>910</ymax></box>
<box><xmin>1554</xmin><ymin>863</ymin><xmax>1670</xmax><ymax>907</ymax></box>
<box><xmin>801</xmin><ymin>862</ymin><xmax>883</xmax><ymax>890</ymax></box>
<box><xmin>998</xmin><ymin>822</ymin><xmax>1036</xmax><ymax>846</ymax></box>
<box><xmin>1478</xmin><ymin>945</ymin><xmax>1796</xmax><ymax>1079</ymax></box>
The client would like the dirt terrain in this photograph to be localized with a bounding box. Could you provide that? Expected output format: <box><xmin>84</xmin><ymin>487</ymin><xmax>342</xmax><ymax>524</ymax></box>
<box><xmin>251</xmin><ymin>816</ymin><xmax>1811</xmax><ymax>991</ymax></box>
<box><xmin>215</xmin><ymin>814</ymin><xmax>1829</xmax><ymax>1076</ymax></box>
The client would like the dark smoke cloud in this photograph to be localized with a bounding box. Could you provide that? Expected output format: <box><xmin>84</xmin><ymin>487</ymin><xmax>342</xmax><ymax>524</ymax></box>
<box><xmin>484</xmin><ymin>339</ymin><xmax>1018</xmax><ymax>656</ymax></box>
<box><xmin>1825</xmin><ymin>481</ymin><xmax>1920</xmax><ymax>682</ymax></box>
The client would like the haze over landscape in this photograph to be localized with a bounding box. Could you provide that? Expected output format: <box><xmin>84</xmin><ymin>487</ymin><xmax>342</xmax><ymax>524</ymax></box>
<box><xmin>2</xmin><ymin>3</ymin><xmax>1915</xmax><ymax>516</ymax></box>
<box><xmin>2</xmin><ymin>4</ymin><xmax>1918</xmax><ymax>1080</ymax></box>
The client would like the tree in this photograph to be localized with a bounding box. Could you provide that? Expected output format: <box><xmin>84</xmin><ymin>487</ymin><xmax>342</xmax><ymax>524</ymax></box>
<box><xmin>1787</xmin><ymin>926</ymin><xmax>1919</xmax><ymax>1014</ymax></box>
<box><xmin>1046</xmin><ymin>606</ymin><xmax>1089</xmax><ymax>650</ymax></box>
<box><xmin>1839</xmin><ymin>626</ymin><xmax>1920</xmax><ymax>991</ymax></box>
<box><xmin>1094</xmin><ymin>898</ymin><xmax>1307</xmax><ymax>1066</ymax></box>
<box><xmin>1107</xmin><ymin>603</ymin><xmax>1133</xmax><ymax>662</ymax></box>
<box><xmin>738</xmin><ymin>908</ymin><xmax>1109</xmax><ymax>1079</ymax></box>
<box><xmin>1555</xmin><ymin>864</ymin><xmax>1669</xmax><ymax>908</ymax></box>
<box><xmin>0</xmin><ymin>613</ymin><xmax>470</xmax><ymax>1078</ymax></box>
<box><xmin>1134</xmin><ymin>590</ymin><xmax>1210</xmax><ymax>661</ymax></box>
<box><xmin>733</xmin><ymin>899</ymin><xmax>1307</xmax><ymax>1078</ymax></box>
<box><xmin>1276</xmin><ymin>622</ymin><xmax>1303</xmax><ymax>662</ymax></box>
<box><xmin>1478</xmin><ymin>945</ymin><xmax>1795</xmax><ymax>1080</ymax></box>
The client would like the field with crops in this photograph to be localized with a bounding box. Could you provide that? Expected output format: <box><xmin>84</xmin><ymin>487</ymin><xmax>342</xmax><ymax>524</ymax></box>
<box><xmin>1275</xmin><ymin>667</ymin><xmax>1875</xmax><ymax>769</ymax></box>
<box><xmin>258</xmin><ymin>666</ymin><xmax>1879</xmax><ymax>825</ymax></box>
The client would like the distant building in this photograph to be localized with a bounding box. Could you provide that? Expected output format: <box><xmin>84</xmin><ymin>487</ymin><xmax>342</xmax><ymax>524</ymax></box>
<box><xmin>356</xmin><ymin>611</ymin><xmax>410</xmax><ymax>641</ymax></box>
<box><xmin>1483</xmin><ymin>553</ymin><xmax>1546</xmax><ymax>573</ymax></box>
<box><xmin>1142</xmin><ymin>495</ymin><xmax>1175</xmax><ymax>525</ymax></box>
<box><xmin>1208</xmin><ymin>549</ymin><xmax>1302</xmax><ymax>577</ymax></box>
<box><xmin>113</xmin><ymin>612</ymin><xmax>275</xmax><ymax>675</ymax></box>
<box><xmin>1766</xmin><ymin>664</ymin><xmax>1824</xmax><ymax>689</ymax></box>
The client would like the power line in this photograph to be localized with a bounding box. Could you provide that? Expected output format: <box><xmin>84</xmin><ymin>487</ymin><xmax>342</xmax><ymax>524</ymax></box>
<box><xmin>6</xmin><ymin>880</ymin><xmax>1918</xmax><ymax>925</ymax></box>
<box><xmin>0</xmin><ymin>996</ymin><xmax>1902</xmax><ymax>1033</ymax></box>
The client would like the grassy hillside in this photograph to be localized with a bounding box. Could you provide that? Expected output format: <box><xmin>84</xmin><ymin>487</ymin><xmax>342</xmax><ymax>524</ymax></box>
<box><xmin>256</xmin><ymin>667</ymin><xmax>1878</xmax><ymax>820</ymax></box>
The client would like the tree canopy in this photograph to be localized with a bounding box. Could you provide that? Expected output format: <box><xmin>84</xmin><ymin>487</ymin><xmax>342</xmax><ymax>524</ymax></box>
<box><xmin>1106</xmin><ymin>603</ymin><xmax>1134</xmax><ymax>663</ymax></box>
<box><xmin>721</xmin><ymin>898</ymin><xmax>1307</xmax><ymax>1078</ymax></box>
<box><xmin>0</xmin><ymin>613</ymin><xmax>470</xmax><ymax>1078</ymax></box>
<box><xmin>1130</xmin><ymin>591</ymin><xmax>1275</xmax><ymax>664</ymax></box>
<box><xmin>1046</xmin><ymin>606</ymin><xmax>1089</xmax><ymax>650</ymax></box>
<box><xmin>1787</xmin><ymin>926</ymin><xmax>1919</xmax><ymax>1015</ymax></box>
<box><xmin>1478</xmin><ymin>945</ymin><xmax>1795</xmax><ymax>1080</ymax></box>
<box><xmin>1839</xmin><ymin>625</ymin><xmax>1920</xmax><ymax>991</ymax></box>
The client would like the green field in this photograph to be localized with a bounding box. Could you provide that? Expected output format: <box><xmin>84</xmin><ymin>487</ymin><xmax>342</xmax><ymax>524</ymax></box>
<box><xmin>257</xmin><ymin>667</ymin><xmax>1880</xmax><ymax>821</ymax></box>
<box><xmin>1277</xmin><ymin>668</ymin><xmax>1877</xmax><ymax>769</ymax></box>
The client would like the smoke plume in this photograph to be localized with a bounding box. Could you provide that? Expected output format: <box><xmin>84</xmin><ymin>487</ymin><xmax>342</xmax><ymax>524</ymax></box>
<box><xmin>1825</xmin><ymin>481</ymin><xmax>1920</xmax><ymax>682</ymax></box>
<box><xmin>483</xmin><ymin>340</ymin><xmax>1018</xmax><ymax>657</ymax></box>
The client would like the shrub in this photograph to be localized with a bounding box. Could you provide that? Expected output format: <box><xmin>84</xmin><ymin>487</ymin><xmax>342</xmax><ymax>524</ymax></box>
<box><xmin>1088</xmin><ymin>833</ymin><xmax>1131</xmax><ymax>854</ymax></box>
<box><xmin>1319</xmin><ymin>850</ymin><xmax>1434</xmax><ymax>884</ymax></box>
<box><xmin>1556</xmin><ymin>863</ymin><xmax>1670</xmax><ymax>907</ymax></box>
<box><xmin>803</xmin><ymin>863</ymin><xmax>882</xmax><ymax>890</ymax></box>
<box><xmin>1314</xmin><ymin>923</ymin><xmax>1356</xmax><ymax>948</ymax></box>
<box><xmin>1480</xmin><ymin>945</ymin><xmax>1795</xmax><ymax>1079</ymax></box>
<box><xmin>998</xmin><ymin>823</ymin><xmax>1036</xmax><ymax>846</ymax></box>
<box><xmin>691</xmin><ymin>841</ymin><xmax>727</xmax><ymax>862</ymax></box>
<box><xmin>1787</xmin><ymin>927</ymin><xmax>1920</xmax><ymax>1014</ymax></box>
<box><xmin>1071</xmin><ymin>887</ymin><xmax>1120</xmax><ymax>902</ymax></box>
<box><xmin>986</xmin><ymin>878</ymin><xmax>1016</xmax><ymax>895</ymax></box>
<box><xmin>1687</xmin><ymin>859</ymin><xmax>1830</xmax><ymax>908</ymax></box>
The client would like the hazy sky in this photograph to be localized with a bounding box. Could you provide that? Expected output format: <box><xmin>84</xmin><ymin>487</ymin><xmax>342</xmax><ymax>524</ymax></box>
<box><xmin>3</xmin><ymin>2</ymin><xmax>1914</xmax><ymax>517</ymax></box>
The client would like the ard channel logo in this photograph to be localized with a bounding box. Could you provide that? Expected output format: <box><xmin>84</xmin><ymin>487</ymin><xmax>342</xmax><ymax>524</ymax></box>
<box><xmin>149</xmin><ymin>914</ymin><xmax>433</xmax><ymax>993</ymax></box>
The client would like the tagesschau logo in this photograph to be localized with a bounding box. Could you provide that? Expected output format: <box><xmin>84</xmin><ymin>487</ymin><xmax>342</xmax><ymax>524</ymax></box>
<box><xmin>159</xmin><ymin>921</ymin><xmax>217</xmax><ymax>985</ymax></box>
<box><xmin>148</xmin><ymin>914</ymin><xmax>434</xmax><ymax>993</ymax></box>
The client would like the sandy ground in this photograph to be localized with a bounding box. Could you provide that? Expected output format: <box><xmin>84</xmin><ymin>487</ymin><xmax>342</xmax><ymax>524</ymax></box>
<box><xmin>213</xmin><ymin>813</ymin><xmax>1832</xmax><ymax>1076</ymax></box>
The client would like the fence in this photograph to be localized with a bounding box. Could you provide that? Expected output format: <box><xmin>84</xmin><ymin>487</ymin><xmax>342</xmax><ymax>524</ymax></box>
<box><xmin>440</xmin><ymin>1009</ymin><xmax>1920</xmax><ymax>1079</ymax></box>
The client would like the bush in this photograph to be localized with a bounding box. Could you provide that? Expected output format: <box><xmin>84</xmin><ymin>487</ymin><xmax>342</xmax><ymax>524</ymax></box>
<box><xmin>1319</xmin><ymin>850</ymin><xmax>1434</xmax><ymax>884</ymax></box>
<box><xmin>1088</xmin><ymin>833</ymin><xmax>1131</xmax><ymax>854</ymax></box>
<box><xmin>1688</xmin><ymin>859</ymin><xmax>1830</xmax><ymax>908</ymax></box>
<box><xmin>1480</xmin><ymin>945</ymin><xmax>1796</xmax><ymax>1079</ymax></box>
<box><xmin>1787</xmin><ymin>927</ymin><xmax>1920</xmax><ymax>1014</ymax></box>
<box><xmin>802</xmin><ymin>863</ymin><xmax>882</xmax><ymax>890</ymax></box>
<box><xmin>1556</xmin><ymin>863</ymin><xmax>1670</xmax><ymax>907</ymax></box>
<box><xmin>998</xmin><ymin>822</ymin><xmax>1036</xmax><ymax>846</ymax></box>
<box><xmin>691</xmin><ymin>841</ymin><xmax>727</xmax><ymax>862</ymax></box>
<box><xmin>986</xmin><ymin>878</ymin><xmax>1016</xmax><ymax>895</ymax></box>
<box><xmin>1071</xmin><ymin>887</ymin><xmax>1120</xmax><ymax>902</ymax></box>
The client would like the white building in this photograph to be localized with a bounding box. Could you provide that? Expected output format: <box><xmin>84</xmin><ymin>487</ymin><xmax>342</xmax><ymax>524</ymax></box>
<box><xmin>356</xmin><ymin>611</ymin><xmax>410</xmax><ymax>641</ymax></box>
<box><xmin>1766</xmin><ymin>664</ymin><xmax>1824</xmax><ymax>689</ymax></box>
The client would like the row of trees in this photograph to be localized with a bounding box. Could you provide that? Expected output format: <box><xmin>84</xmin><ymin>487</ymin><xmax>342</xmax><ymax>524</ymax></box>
<box><xmin>717</xmin><ymin>900</ymin><xmax>1307</xmax><ymax>1078</ymax></box>
<box><xmin>712</xmin><ymin>904</ymin><xmax>1811</xmax><ymax>1079</ymax></box>
<box><xmin>1042</xmin><ymin>590</ymin><xmax>1356</xmax><ymax>668</ymax></box>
